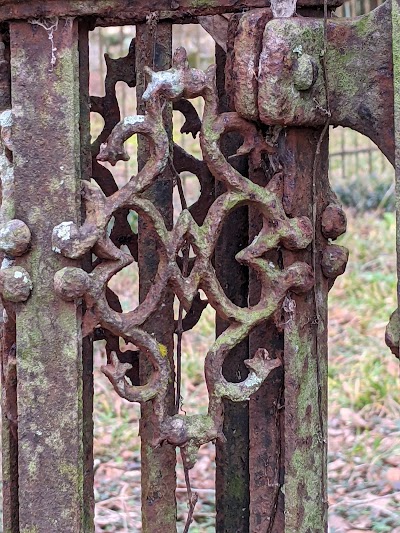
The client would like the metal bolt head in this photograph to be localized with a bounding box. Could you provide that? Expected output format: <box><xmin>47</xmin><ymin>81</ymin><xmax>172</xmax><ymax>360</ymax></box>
<box><xmin>0</xmin><ymin>219</ymin><xmax>31</xmax><ymax>257</ymax></box>
<box><xmin>54</xmin><ymin>267</ymin><xmax>91</xmax><ymax>301</ymax></box>
<box><xmin>321</xmin><ymin>203</ymin><xmax>347</xmax><ymax>240</ymax></box>
<box><xmin>321</xmin><ymin>245</ymin><xmax>349</xmax><ymax>279</ymax></box>
<box><xmin>0</xmin><ymin>266</ymin><xmax>32</xmax><ymax>302</ymax></box>
<box><xmin>386</xmin><ymin>309</ymin><xmax>400</xmax><ymax>359</ymax></box>
<box><xmin>293</xmin><ymin>54</ymin><xmax>318</xmax><ymax>91</ymax></box>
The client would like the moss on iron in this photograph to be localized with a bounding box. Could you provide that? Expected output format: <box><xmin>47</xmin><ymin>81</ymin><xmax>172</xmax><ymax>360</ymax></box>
<box><xmin>285</xmin><ymin>448</ymin><xmax>325</xmax><ymax>532</ymax></box>
<box><xmin>355</xmin><ymin>9</ymin><xmax>375</xmax><ymax>39</ymax></box>
<box><xmin>326</xmin><ymin>46</ymin><xmax>359</xmax><ymax>99</ymax></box>
<box><xmin>285</xmin><ymin>324</ymin><xmax>320</xmax><ymax>435</ymax></box>
<box><xmin>10</xmin><ymin>20</ymin><xmax>86</xmax><ymax>530</ymax></box>
<box><xmin>190</xmin><ymin>0</ymin><xmax>215</xmax><ymax>7</ymax></box>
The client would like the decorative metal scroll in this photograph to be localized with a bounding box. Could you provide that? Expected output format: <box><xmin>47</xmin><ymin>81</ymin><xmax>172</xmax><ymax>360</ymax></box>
<box><xmin>52</xmin><ymin>46</ymin><xmax>316</xmax><ymax>468</ymax></box>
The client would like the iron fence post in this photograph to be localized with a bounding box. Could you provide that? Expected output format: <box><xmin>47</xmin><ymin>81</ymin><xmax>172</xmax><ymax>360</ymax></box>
<box><xmin>136</xmin><ymin>22</ymin><xmax>177</xmax><ymax>533</ymax></box>
<box><xmin>9</xmin><ymin>19</ymin><xmax>91</xmax><ymax>531</ymax></box>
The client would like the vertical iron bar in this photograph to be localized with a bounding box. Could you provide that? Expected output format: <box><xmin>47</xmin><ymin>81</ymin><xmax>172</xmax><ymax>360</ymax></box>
<box><xmin>136</xmin><ymin>22</ymin><xmax>177</xmax><ymax>533</ymax></box>
<box><xmin>10</xmin><ymin>19</ymin><xmax>88</xmax><ymax>531</ymax></box>
<box><xmin>392</xmin><ymin>0</ymin><xmax>400</xmax><ymax>356</ymax></box>
<box><xmin>0</xmin><ymin>28</ymin><xmax>19</xmax><ymax>533</ymax></box>
<box><xmin>79</xmin><ymin>20</ymin><xmax>95</xmax><ymax>532</ymax></box>
<box><xmin>283</xmin><ymin>128</ymin><xmax>330</xmax><ymax>533</ymax></box>
<box><xmin>214</xmin><ymin>43</ymin><xmax>250</xmax><ymax>533</ymax></box>
<box><xmin>249</xmin><ymin>162</ymin><xmax>285</xmax><ymax>533</ymax></box>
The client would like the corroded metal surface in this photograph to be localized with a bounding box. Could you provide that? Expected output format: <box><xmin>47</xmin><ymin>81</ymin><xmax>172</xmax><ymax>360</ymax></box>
<box><xmin>247</xmin><ymin>128</ymin><xmax>348</xmax><ymax>531</ymax></box>
<box><xmin>136</xmin><ymin>23</ymin><xmax>177</xmax><ymax>533</ymax></box>
<box><xmin>258</xmin><ymin>2</ymin><xmax>394</xmax><ymax>162</ymax></box>
<box><xmin>248</xmin><ymin>155</ymin><xmax>285</xmax><ymax>533</ymax></box>
<box><xmin>282</xmin><ymin>129</ymin><xmax>331</xmax><ymax>533</ymax></box>
<box><xmin>214</xmin><ymin>44</ymin><xmax>251</xmax><ymax>533</ymax></box>
<box><xmin>78</xmin><ymin>22</ymin><xmax>95</xmax><ymax>531</ymax></box>
<box><xmin>231</xmin><ymin>8</ymin><xmax>272</xmax><ymax>121</ymax></box>
<box><xmin>386</xmin><ymin>0</ymin><xmax>400</xmax><ymax>358</ymax></box>
<box><xmin>10</xmin><ymin>19</ymin><xmax>88</xmax><ymax>532</ymax></box>
<box><xmin>0</xmin><ymin>31</ymin><xmax>19</xmax><ymax>533</ymax></box>
<box><xmin>0</xmin><ymin>103</ymin><xmax>32</xmax><ymax>304</ymax></box>
<box><xmin>53</xmin><ymin>47</ymin><xmax>315</xmax><ymax>486</ymax></box>
<box><xmin>1</xmin><ymin>2</ymin><xmax>382</xmax><ymax>531</ymax></box>
<box><xmin>0</xmin><ymin>0</ymin><xmax>343</xmax><ymax>24</ymax></box>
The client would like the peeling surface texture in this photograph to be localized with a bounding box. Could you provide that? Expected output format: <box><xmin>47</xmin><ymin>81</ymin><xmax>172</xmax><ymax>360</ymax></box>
<box><xmin>54</xmin><ymin>46</ymin><xmax>315</xmax><ymax>472</ymax></box>
<box><xmin>258</xmin><ymin>2</ymin><xmax>395</xmax><ymax>162</ymax></box>
<box><xmin>0</xmin><ymin>0</ymin><xmax>343</xmax><ymax>24</ymax></box>
<box><xmin>0</xmin><ymin>52</ymin><xmax>32</xmax><ymax>303</ymax></box>
<box><xmin>231</xmin><ymin>8</ymin><xmax>272</xmax><ymax>121</ymax></box>
<box><xmin>271</xmin><ymin>0</ymin><xmax>297</xmax><ymax>18</ymax></box>
<box><xmin>10</xmin><ymin>19</ymin><xmax>88</xmax><ymax>532</ymax></box>
<box><xmin>0</xmin><ymin>30</ymin><xmax>20</xmax><ymax>533</ymax></box>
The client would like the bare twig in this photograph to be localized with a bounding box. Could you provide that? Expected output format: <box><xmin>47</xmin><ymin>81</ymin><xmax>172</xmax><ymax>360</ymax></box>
<box><xmin>176</xmin><ymin>487</ymin><xmax>215</xmax><ymax>494</ymax></box>
<box><xmin>181</xmin><ymin>449</ymin><xmax>199</xmax><ymax>533</ymax></box>
<box><xmin>169</xmin><ymin>156</ymin><xmax>189</xmax><ymax>415</ymax></box>
<box><xmin>329</xmin><ymin>491</ymin><xmax>400</xmax><ymax>510</ymax></box>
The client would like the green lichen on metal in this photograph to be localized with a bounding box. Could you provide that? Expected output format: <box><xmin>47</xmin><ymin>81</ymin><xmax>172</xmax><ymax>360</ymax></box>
<box><xmin>190</xmin><ymin>0</ymin><xmax>215</xmax><ymax>7</ymax></box>
<box><xmin>287</xmin><ymin>449</ymin><xmax>324</xmax><ymax>529</ymax></box>
<box><xmin>140</xmin><ymin>440</ymin><xmax>177</xmax><ymax>530</ymax></box>
<box><xmin>284</xmin><ymin>318</ymin><xmax>326</xmax><ymax>533</ymax></box>
<box><xmin>258</xmin><ymin>18</ymin><xmax>326</xmax><ymax>125</ymax></box>
<box><xmin>10</xmin><ymin>19</ymin><xmax>87</xmax><ymax>532</ymax></box>
<box><xmin>326</xmin><ymin>45</ymin><xmax>359</xmax><ymax>99</ymax></box>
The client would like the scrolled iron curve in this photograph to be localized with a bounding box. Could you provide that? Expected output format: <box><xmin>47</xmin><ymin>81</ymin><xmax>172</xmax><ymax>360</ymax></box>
<box><xmin>53</xmin><ymin>47</ymin><xmax>315</xmax><ymax>468</ymax></box>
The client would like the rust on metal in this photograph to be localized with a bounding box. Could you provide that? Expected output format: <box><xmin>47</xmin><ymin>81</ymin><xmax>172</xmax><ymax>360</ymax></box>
<box><xmin>10</xmin><ymin>19</ymin><xmax>88</xmax><ymax>532</ymax></box>
<box><xmin>257</xmin><ymin>3</ymin><xmax>394</xmax><ymax>162</ymax></box>
<box><xmin>54</xmin><ymin>46</ymin><xmax>315</xmax><ymax>491</ymax></box>
<box><xmin>282</xmin><ymin>128</ymin><xmax>331</xmax><ymax>533</ymax></box>
<box><xmin>0</xmin><ymin>0</ymin><xmax>343</xmax><ymax>24</ymax></box>
<box><xmin>231</xmin><ymin>8</ymin><xmax>272</xmax><ymax>121</ymax></box>
<box><xmin>0</xmin><ymin>30</ymin><xmax>19</xmax><ymax>533</ymax></box>
<box><xmin>386</xmin><ymin>0</ymin><xmax>400</xmax><ymax>360</ymax></box>
<box><xmin>214</xmin><ymin>43</ymin><xmax>251</xmax><ymax>533</ymax></box>
<box><xmin>136</xmin><ymin>22</ymin><xmax>177</xmax><ymax>533</ymax></box>
<box><xmin>224</xmin><ymin>4</ymin><xmax>350</xmax><ymax>528</ymax></box>
<box><xmin>248</xmin><ymin>160</ymin><xmax>285</xmax><ymax>532</ymax></box>
<box><xmin>2</xmin><ymin>0</ymin><xmax>396</xmax><ymax>531</ymax></box>
<box><xmin>321</xmin><ymin>202</ymin><xmax>347</xmax><ymax>240</ymax></box>
<box><xmin>321</xmin><ymin>244</ymin><xmax>349</xmax><ymax>279</ymax></box>
<box><xmin>0</xmin><ymin>100</ymin><xmax>33</xmax><ymax>304</ymax></box>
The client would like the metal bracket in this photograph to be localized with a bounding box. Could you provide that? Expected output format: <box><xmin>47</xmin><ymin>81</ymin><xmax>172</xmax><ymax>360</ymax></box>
<box><xmin>231</xmin><ymin>1</ymin><xmax>394</xmax><ymax>163</ymax></box>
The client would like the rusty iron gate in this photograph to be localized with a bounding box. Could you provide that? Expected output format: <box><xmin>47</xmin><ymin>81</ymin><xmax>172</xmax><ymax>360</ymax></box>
<box><xmin>0</xmin><ymin>0</ymin><xmax>399</xmax><ymax>531</ymax></box>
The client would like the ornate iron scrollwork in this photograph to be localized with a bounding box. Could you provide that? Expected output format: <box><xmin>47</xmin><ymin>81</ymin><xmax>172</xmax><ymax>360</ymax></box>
<box><xmin>53</xmin><ymin>46</ymin><xmax>315</xmax><ymax>468</ymax></box>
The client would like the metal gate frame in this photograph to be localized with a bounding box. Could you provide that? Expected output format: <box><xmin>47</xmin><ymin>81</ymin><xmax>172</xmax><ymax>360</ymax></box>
<box><xmin>0</xmin><ymin>1</ymin><xmax>398</xmax><ymax>532</ymax></box>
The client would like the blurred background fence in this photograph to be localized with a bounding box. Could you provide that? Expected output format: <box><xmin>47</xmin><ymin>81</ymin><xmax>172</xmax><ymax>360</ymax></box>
<box><xmin>330</xmin><ymin>0</ymin><xmax>395</xmax><ymax>211</ymax></box>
